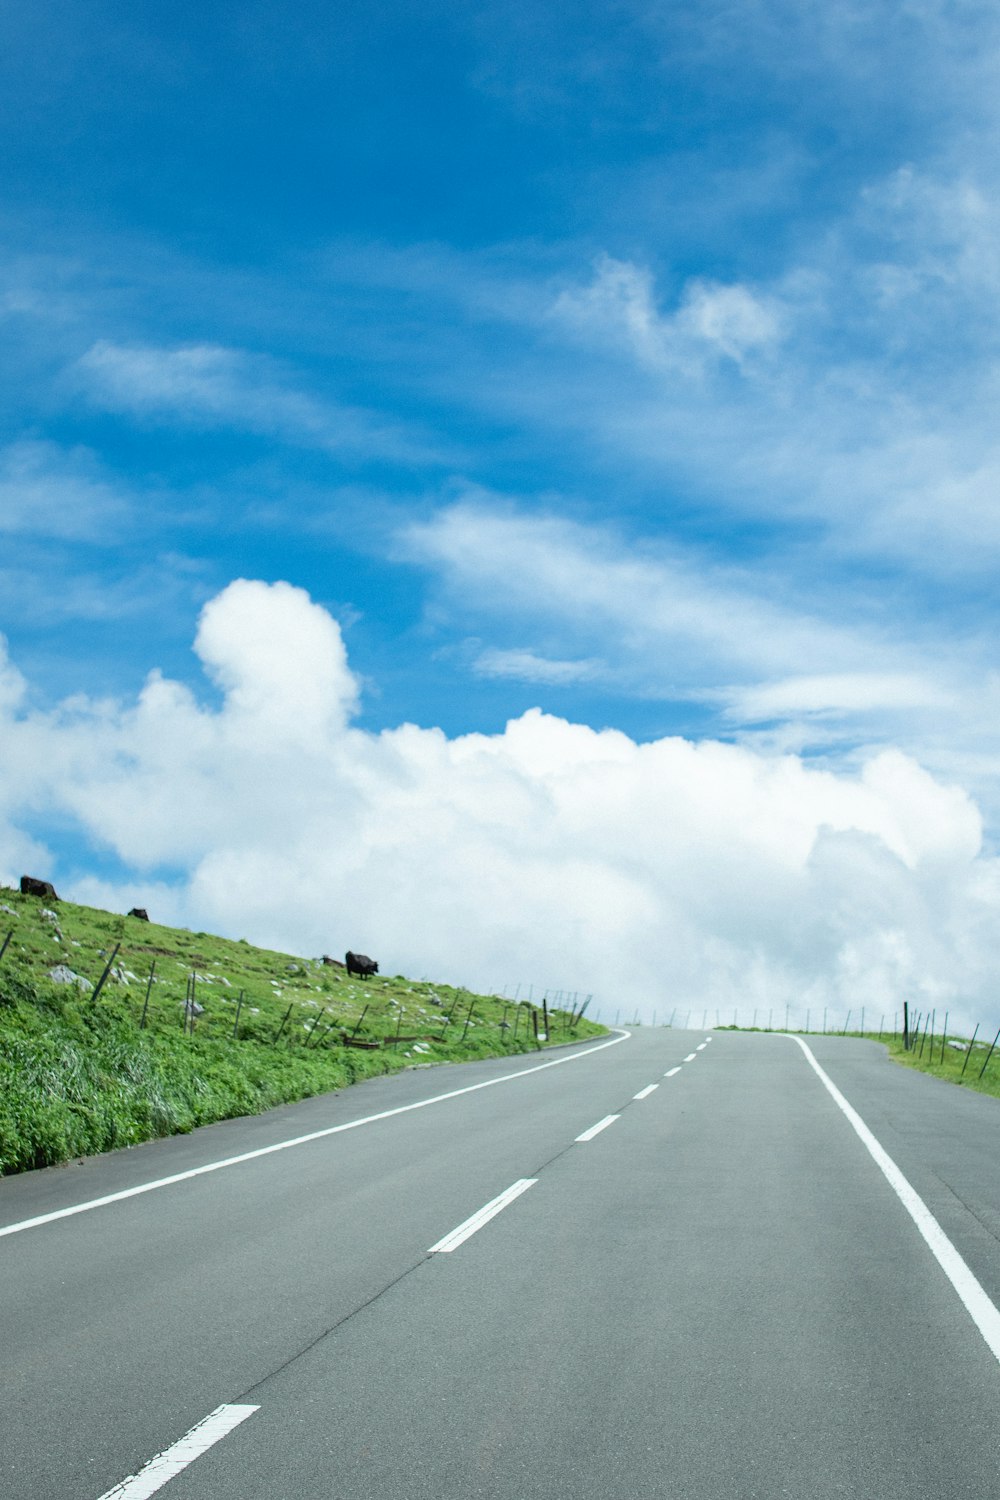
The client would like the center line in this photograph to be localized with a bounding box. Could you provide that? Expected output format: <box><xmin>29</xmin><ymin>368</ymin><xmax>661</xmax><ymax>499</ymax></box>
<box><xmin>429</xmin><ymin>1178</ymin><xmax>537</xmax><ymax>1253</ymax></box>
<box><xmin>664</xmin><ymin>1066</ymin><xmax>682</xmax><ymax>1077</ymax></box>
<box><xmin>0</xmin><ymin>1031</ymin><xmax>630</xmax><ymax>1241</ymax></box>
<box><xmin>575</xmin><ymin>1114</ymin><xmax>620</xmax><ymax>1142</ymax></box>
<box><xmin>96</xmin><ymin>1404</ymin><xmax>259</xmax><ymax>1500</ymax></box>
<box><xmin>633</xmin><ymin>1084</ymin><xmax>658</xmax><ymax>1100</ymax></box>
<box><xmin>696</xmin><ymin>1042</ymin><xmax>707</xmax><ymax>1051</ymax></box>
<box><xmin>683</xmin><ymin>1052</ymin><xmax>697</xmax><ymax>1062</ymax></box>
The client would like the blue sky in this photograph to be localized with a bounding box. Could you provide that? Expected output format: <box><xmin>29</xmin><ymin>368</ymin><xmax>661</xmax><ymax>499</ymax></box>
<box><xmin>2</xmin><ymin>1</ymin><xmax>1000</xmax><ymax>1019</ymax></box>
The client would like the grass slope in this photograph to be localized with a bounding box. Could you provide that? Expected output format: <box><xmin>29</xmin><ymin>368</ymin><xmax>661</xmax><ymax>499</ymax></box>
<box><xmin>716</xmin><ymin>1023</ymin><xmax>1000</xmax><ymax>1101</ymax></box>
<box><xmin>0</xmin><ymin>888</ymin><xmax>604</xmax><ymax>1176</ymax></box>
<box><xmin>878</xmin><ymin>1032</ymin><xmax>1000</xmax><ymax>1100</ymax></box>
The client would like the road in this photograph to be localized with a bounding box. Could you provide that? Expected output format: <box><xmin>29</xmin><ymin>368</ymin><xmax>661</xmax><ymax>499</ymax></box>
<box><xmin>2</xmin><ymin>1027</ymin><xmax>1000</xmax><ymax>1499</ymax></box>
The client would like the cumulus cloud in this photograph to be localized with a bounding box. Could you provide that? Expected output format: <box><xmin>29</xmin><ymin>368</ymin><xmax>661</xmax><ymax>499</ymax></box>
<box><xmin>1</xmin><ymin>580</ymin><xmax>998</xmax><ymax>1032</ymax></box>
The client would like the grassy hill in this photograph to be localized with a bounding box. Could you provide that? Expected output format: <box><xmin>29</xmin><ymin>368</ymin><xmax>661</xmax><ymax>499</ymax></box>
<box><xmin>0</xmin><ymin>887</ymin><xmax>603</xmax><ymax>1177</ymax></box>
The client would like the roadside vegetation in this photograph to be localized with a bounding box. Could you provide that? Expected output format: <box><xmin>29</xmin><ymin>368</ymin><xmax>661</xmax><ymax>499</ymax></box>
<box><xmin>0</xmin><ymin>888</ymin><xmax>604</xmax><ymax>1176</ymax></box>
<box><xmin>716</xmin><ymin>1019</ymin><xmax>1000</xmax><ymax>1102</ymax></box>
<box><xmin>878</xmin><ymin>1031</ymin><xmax>1000</xmax><ymax>1101</ymax></box>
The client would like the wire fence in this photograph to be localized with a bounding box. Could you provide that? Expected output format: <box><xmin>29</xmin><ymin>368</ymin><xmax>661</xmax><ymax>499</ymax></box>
<box><xmin>575</xmin><ymin>1000</ymin><xmax>1000</xmax><ymax>1082</ymax></box>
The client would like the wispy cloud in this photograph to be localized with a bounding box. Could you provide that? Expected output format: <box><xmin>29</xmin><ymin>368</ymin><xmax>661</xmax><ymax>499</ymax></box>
<box><xmin>74</xmin><ymin>340</ymin><xmax>448</xmax><ymax>465</ymax></box>
<box><xmin>0</xmin><ymin>440</ymin><xmax>130</xmax><ymax>540</ymax></box>
<box><xmin>725</xmin><ymin>672</ymin><xmax>956</xmax><ymax>723</ymax></box>
<box><xmin>0</xmin><ymin>552</ymin><xmax>212</xmax><ymax>629</ymax></box>
<box><xmin>402</xmin><ymin>499</ymin><xmax>912</xmax><ymax>688</ymax></box>
<box><xmin>398</xmin><ymin>497</ymin><xmax>1000</xmax><ymax>817</ymax></box>
<box><xmin>471</xmin><ymin>647</ymin><xmax>605</xmax><ymax>686</ymax></box>
<box><xmin>552</xmin><ymin>255</ymin><xmax>784</xmax><ymax>373</ymax></box>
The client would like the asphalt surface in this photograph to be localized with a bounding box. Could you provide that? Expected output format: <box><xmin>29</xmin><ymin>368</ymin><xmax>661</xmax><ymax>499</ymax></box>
<box><xmin>3</xmin><ymin>1028</ymin><xmax>1000</xmax><ymax>1499</ymax></box>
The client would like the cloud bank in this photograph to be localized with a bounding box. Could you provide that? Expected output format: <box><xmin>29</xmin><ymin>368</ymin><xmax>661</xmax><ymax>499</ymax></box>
<box><xmin>1</xmin><ymin>579</ymin><xmax>997</xmax><ymax>1033</ymax></box>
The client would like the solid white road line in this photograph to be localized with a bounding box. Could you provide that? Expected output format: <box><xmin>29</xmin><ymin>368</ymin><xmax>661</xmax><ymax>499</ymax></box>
<box><xmin>429</xmin><ymin>1179</ymin><xmax>537</xmax><ymax>1253</ymax></box>
<box><xmin>792</xmin><ymin>1036</ymin><xmax>1000</xmax><ymax>1367</ymax></box>
<box><xmin>633</xmin><ymin>1084</ymin><xmax>659</xmax><ymax>1100</ymax></box>
<box><xmin>575</xmin><ymin>1114</ymin><xmax>620</xmax><ymax>1142</ymax></box>
<box><xmin>664</xmin><ymin>1067</ymin><xmax>682</xmax><ymax>1077</ymax></box>
<box><xmin>683</xmin><ymin>1053</ymin><xmax>697</xmax><ymax>1062</ymax></box>
<box><xmin>0</xmin><ymin>1031</ymin><xmax>631</xmax><ymax>1241</ymax></box>
<box><xmin>95</xmin><ymin>1404</ymin><xmax>258</xmax><ymax>1500</ymax></box>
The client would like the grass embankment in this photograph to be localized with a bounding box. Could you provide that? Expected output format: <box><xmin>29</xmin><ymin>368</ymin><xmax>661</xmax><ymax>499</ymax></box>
<box><xmin>0</xmin><ymin>889</ymin><xmax>604</xmax><ymax>1176</ymax></box>
<box><xmin>879</xmin><ymin>1032</ymin><xmax>1000</xmax><ymax>1101</ymax></box>
<box><xmin>717</xmin><ymin>1021</ymin><xmax>1000</xmax><ymax>1102</ymax></box>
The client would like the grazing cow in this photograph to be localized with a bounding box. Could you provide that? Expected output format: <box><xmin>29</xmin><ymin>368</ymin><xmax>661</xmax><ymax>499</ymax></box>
<box><xmin>20</xmin><ymin>875</ymin><xmax>58</xmax><ymax>900</ymax></box>
<box><xmin>128</xmin><ymin>907</ymin><xmax>150</xmax><ymax>921</ymax></box>
<box><xmin>346</xmin><ymin>951</ymin><xmax>378</xmax><ymax>979</ymax></box>
<box><xmin>322</xmin><ymin>955</ymin><xmax>346</xmax><ymax>968</ymax></box>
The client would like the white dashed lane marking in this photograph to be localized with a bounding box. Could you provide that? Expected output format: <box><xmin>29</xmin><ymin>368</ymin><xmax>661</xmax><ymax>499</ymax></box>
<box><xmin>633</xmin><ymin>1084</ymin><xmax>659</xmax><ymax>1100</ymax></box>
<box><xmin>683</xmin><ymin>1053</ymin><xmax>697</xmax><ymax>1062</ymax></box>
<box><xmin>95</xmin><ymin>1404</ymin><xmax>259</xmax><ymax>1500</ymax></box>
<box><xmin>575</xmin><ymin>1114</ymin><xmax>620</xmax><ymax>1143</ymax></box>
<box><xmin>664</xmin><ymin>1066</ymin><xmax>682</xmax><ymax>1077</ymax></box>
<box><xmin>0</xmin><ymin>1031</ymin><xmax>630</xmax><ymax>1241</ymax></box>
<box><xmin>429</xmin><ymin>1178</ymin><xmax>538</xmax><ymax>1253</ymax></box>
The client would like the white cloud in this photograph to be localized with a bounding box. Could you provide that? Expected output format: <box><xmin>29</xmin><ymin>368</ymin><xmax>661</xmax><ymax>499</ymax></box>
<box><xmin>0</xmin><ymin>635</ymin><xmax>26</xmax><ymax>712</ymax></box>
<box><xmin>727</xmin><ymin>672</ymin><xmax>955</xmax><ymax>721</ymax></box>
<box><xmin>552</xmin><ymin>255</ymin><xmax>783</xmax><ymax>373</ymax></box>
<box><xmin>402</xmin><ymin>499</ymin><xmax>929</xmax><ymax>690</ymax></box>
<box><xmin>536</xmin><ymin>162</ymin><xmax>1000</xmax><ymax>571</ymax></box>
<box><xmin>0</xmin><ymin>579</ymin><xmax>997</xmax><ymax>1032</ymax></box>
<box><xmin>0</xmin><ymin>440</ymin><xmax>129</xmax><ymax>539</ymax></box>
<box><xmin>73</xmin><ymin>340</ymin><xmax>443</xmax><ymax>463</ymax></box>
<box><xmin>676</xmin><ymin>279</ymin><xmax>784</xmax><ymax>363</ymax></box>
<box><xmin>196</xmin><ymin>579</ymin><xmax>359</xmax><ymax>742</ymax></box>
<box><xmin>472</xmin><ymin>647</ymin><xmax>604</xmax><ymax>685</ymax></box>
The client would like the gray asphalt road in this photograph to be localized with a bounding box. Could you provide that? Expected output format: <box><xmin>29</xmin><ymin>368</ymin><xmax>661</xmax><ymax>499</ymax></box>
<box><xmin>3</xmin><ymin>1029</ymin><xmax>1000</xmax><ymax>1499</ymax></box>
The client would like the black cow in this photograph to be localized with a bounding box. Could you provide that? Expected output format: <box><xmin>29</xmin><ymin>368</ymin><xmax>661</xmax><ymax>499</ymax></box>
<box><xmin>128</xmin><ymin>907</ymin><xmax>150</xmax><ymax>921</ymax></box>
<box><xmin>20</xmin><ymin>875</ymin><xmax>58</xmax><ymax>900</ymax></box>
<box><xmin>346</xmin><ymin>951</ymin><xmax>378</xmax><ymax>979</ymax></box>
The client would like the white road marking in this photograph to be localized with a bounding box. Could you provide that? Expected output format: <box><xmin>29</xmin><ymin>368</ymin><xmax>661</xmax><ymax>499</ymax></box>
<box><xmin>429</xmin><ymin>1178</ymin><xmax>537</xmax><ymax>1253</ymax></box>
<box><xmin>683</xmin><ymin>1052</ymin><xmax>697</xmax><ymax>1062</ymax></box>
<box><xmin>704</xmin><ymin>1037</ymin><xmax>712</xmax><ymax>1043</ymax></box>
<box><xmin>0</xmin><ymin>1031</ymin><xmax>631</xmax><ymax>1240</ymax></box>
<box><xmin>664</xmin><ymin>1067</ymin><xmax>682</xmax><ymax>1077</ymax></box>
<box><xmin>633</xmin><ymin>1084</ymin><xmax>658</xmax><ymax>1100</ymax></box>
<box><xmin>95</xmin><ymin>1404</ymin><xmax>258</xmax><ymax>1500</ymax></box>
<box><xmin>792</xmin><ymin>1036</ymin><xmax>1000</xmax><ymax>1367</ymax></box>
<box><xmin>575</xmin><ymin>1114</ymin><xmax>620</xmax><ymax>1142</ymax></box>
<box><xmin>696</xmin><ymin>1043</ymin><xmax>707</xmax><ymax>1051</ymax></box>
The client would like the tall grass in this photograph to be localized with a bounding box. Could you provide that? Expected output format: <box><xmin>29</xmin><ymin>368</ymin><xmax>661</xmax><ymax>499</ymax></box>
<box><xmin>0</xmin><ymin>977</ymin><xmax>403</xmax><ymax>1173</ymax></box>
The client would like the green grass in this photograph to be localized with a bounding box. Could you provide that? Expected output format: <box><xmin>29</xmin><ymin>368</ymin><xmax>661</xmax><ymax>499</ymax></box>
<box><xmin>716</xmin><ymin>1020</ymin><xmax>1000</xmax><ymax>1102</ymax></box>
<box><xmin>878</xmin><ymin>1031</ymin><xmax>1000</xmax><ymax>1101</ymax></box>
<box><xmin>0</xmin><ymin>888</ymin><xmax>604</xmax><ymax>1176</ymax></box>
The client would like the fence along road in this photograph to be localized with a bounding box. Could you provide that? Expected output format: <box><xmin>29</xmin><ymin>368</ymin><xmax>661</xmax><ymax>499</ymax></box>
<box><xmin>3</xmin><ymin>1029</ymin><xmax>1000</xmax><ymax>1498</ymax></box>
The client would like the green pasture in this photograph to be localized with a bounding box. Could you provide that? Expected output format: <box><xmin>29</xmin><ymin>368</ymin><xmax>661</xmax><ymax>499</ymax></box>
<box><xmin>0</xmin><ymin>888</ymin><xmax>603</xmax><ymax>1176</ymax></box>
